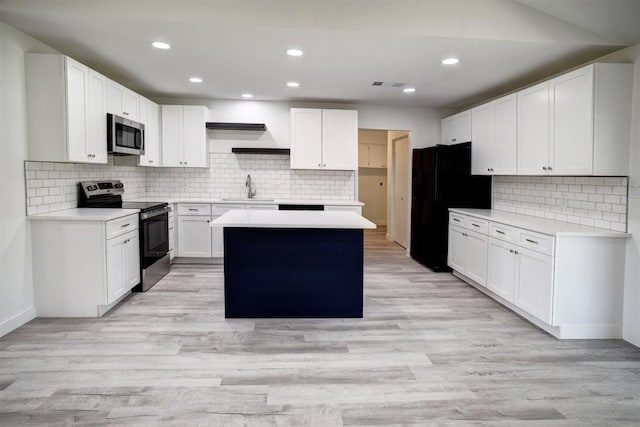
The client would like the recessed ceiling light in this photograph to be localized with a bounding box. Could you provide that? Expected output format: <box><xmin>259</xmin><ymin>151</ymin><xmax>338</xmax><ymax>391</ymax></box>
<box><xmin>151</xmin><ymin>41</ymin><xmax>171</xmax><ymax>50</ymax></box>
<box><xmin>287</xmin><ymin>81</ymin><xmax>300</xmax><ymax>87</ymax></box>
<box><xmin>403</xmin><ymin>87</ymin><xmax>416</xmax><ymax>93</ymax></box>
<box><xmin>442</xmin><ymin>57</ymin><xmax>459</xmax><ymax>65</ymax></box>
<box><xmin>241</xmin><ymin>93</ymin><xmax>253</xmax><ymax>98</ymax></box>
<box><xmin>286</xmin><ymin>49</ymin><xmax>304</xmax><ymax>57</ymax></box>
<box><xmin>189</xmin><ymin>77</ymin><xmax>203</xmax><ymax>83</ymax></box>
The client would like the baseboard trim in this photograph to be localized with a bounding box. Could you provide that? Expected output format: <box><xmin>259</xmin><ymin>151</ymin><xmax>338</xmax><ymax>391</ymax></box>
<box><xmin>0</xmin><ymin>305</ymin><xmax>36</xmax><ymax>337</ymax></box>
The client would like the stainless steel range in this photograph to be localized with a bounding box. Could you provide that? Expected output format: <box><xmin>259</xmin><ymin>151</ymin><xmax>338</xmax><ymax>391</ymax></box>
<box><xmin>78</xmin><ymin>180</ymin><xmax>170</xmax><ymax>291</ymax></box>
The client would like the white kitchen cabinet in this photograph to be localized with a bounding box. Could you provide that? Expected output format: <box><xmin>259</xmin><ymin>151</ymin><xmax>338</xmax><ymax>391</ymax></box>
<box><xmin>449</xmin><ymin>209</ymin><xmax>627</xmax><ymax>339</ymax></box>
<box><xmin>517</xmin><ymin>63</ymin><xmax>633</xmax><ymax>176</ymax></box>
<box><xmin>177</xmin><ymin>215</ymin><xmax>212</xmax><ymax>257</ymax></box>
<box><xmin>107</xmin><ymin>80</ymin><xmax>140</xmax><ymax>121</ymax></box>
<box><xmin>471</xmin><ymin>94</ymin><xmax>516</xmax><ymax>175</ymax></box>
<box><xmin>162</xmin><ymin>105</ymin><xmax>208</xmax><ymax>167</ymax></box>
<box><xmin>290</xmin><ymin>108</ymin><xmax>358</xmax><ymax>170</ymax></box>
<box><xmin>138</xmin><ymin>97</ymin><xmax>161</xmax><ymax>166</ymax></box>
<box><xmin>441</xmin><ymin>110</ymin><xmax>471</xmax><ymax>145</ymax></box>
<box><xmin>106</xmin><ymin>229</ymin><xmax>140</xmax><ymax>304</ymax></box>
<box><xmin>447</xmin><ymin>223</ymin><xmax>488</xmax><ymax>287</ymax></box>
<box><xmin>31</xmin><ymin>213</ymin><xmax>140</xmax><ymax>317</ymax></box>
<box><xmin>359</xmin><ymin>144</ymin><xmax>387</xmax><ymax>168</ymax></box>
<box><xmin>25</xmin><ymin>53</ymin><xmax>107</xmax><ymax>164</ymax></box>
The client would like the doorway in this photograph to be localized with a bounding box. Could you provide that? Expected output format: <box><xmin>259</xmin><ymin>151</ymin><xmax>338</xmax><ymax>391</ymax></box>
<box><xmin>391</xmin><ymin>133</ymin><xmax>411</xmax><ymax>249</ymax></box>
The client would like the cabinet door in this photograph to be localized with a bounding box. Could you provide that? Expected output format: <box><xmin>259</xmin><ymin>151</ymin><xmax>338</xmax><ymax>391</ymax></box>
<box><xmin>140</xmin><ymin>100</ymin><xmax>161</xmax><ymax>166</ymax></box>
<box><xmin>454</xmin><ymin>111</ymin><xmax>471</xmax><ymax>143</ymax></box>
<box><xmin>369</xmin><ymin>144</ymin><xmax>386</xmax><ymax>168</ymax></box>
<box><xmin>161</xmin><ymin>105</ymin><xmax>183</xmax><ymax>167</ymax></box>
<box><xmin>123</xmin><ymin>231</ymin><xmax>140</xmax><ymax>289</ymax></box>
<box><xmin>211</xmin><ymin>217</ymin><xmax>224</xmax><ymax>258</ymax></box>
<box><xmin>487</xmin><ymin>237</ymin><xmax>516</xmax><ymax>302</ymax></box>
<box><xmin>447</xmin><ymin>225</ymin><xmax>466</xmax><ymax>273</ymax></box>
<box><xmin>322</xmin><ymin>109</ymin><xmax>358</xmax><ymax>170</ymax></box>
<box><xmin>471</xmin><ymin>103</ymin><xmax>493</xmax><ymax>175</ymax></box>
<box><xmin>290</xmin><ymin>108</ymin><xmax>322</xmax><ymax>169</ymax></box>
<box><xmin>86</xmin><ymin>70</ymin><xmax>108</xmax><ymax>164</ymax></box>
<box><xmin>182</xmin><ymin>106</ymin><xmax>208</xmax><ymax>167</ymax></box>
<box><xmin>514</xmin><ymin>246</ymin><xmax>554</xmax><ymax>324</ymax></box>
<box><xmin>441</xmin><ymin>117</ymin><xmax>455</xmax><ymax>145</ymax></box>
<box><xmin>106</xmin><ymin>234</ymin><xmax>127</xmax><ymax>304</ymax></box>
<box><xmin>177</xmin><ymin>216</ymin><xmax>212</xmax><ymax>257</ymax></box>
<box><xmin>492</xmin><ymin>94</ymin><xmax>517</xmax><ymax>175</ymax></box>
<box><xmin>106</xmin><ymin>80</ymin><xmax>124</xmax><ymax>116</ymax></box>
<box><xmin>550</xmin><ymin>65</ymin><xmax>594</xmax><ymax>175</ymax></box>
<box><xmin>358</xmin><ymin>144</ymin><xmax>370</xmax><ymax>167</ymax></box>
<box><xmin>122</xmin><ymin>89</ymin><xmax>139</xmax><ymax>121</ymax></box>
<box><xmin>518</xmin><ymin>81</ymin><xmax>550</xmax><ymax>175</ymax></box>
<box><xmin>464</xmin><ymin>230</ymin><xmax>488</xmax><ymax>286</ymax></box>
<box><xmin>65</xmin><ymin>57</ymin><xmax>89</xmax><ymax>162</ymax></box>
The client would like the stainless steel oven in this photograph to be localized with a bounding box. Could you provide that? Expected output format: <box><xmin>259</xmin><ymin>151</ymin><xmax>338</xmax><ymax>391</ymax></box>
<box><xmin>107</xmin><ymin>113</ymin><xmax>145</xmax><ymax>155</ymax></box>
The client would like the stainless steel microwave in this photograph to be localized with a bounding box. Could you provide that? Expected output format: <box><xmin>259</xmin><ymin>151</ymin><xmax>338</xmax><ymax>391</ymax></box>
<box><xmin>107</xmin><ymin>113</ymin><xmax>145</xmax><ymax>155</ymax></box>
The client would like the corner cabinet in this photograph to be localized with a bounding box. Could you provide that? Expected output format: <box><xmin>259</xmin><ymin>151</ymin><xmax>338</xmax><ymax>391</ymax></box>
<box><xmin>25</xmin><ymin>54</ymin><xmax>108</xmax><ymax>164</ymax></box>
<box><xmin>161</xmin><ymin>105</ymin><xmax>208</xmax><ymax>167</ymax></box>
<box><xmin>448</xmin><ymin>210</ymin><xmax>627</xmax><ymax>339</ymax></box>
<box><xmin>517</xmin><ymin>63</ymin><xmax>633</xmax><ymax>176</ymax></box>
<box><xmin>138</xmin><ymin>97</ymin><xmax>162</xmax><ymax>167</ymax></box>
<box><xmin>290</xmin><ymin>108</ymin><xmax>358</xmax><ymax>170</ymax></box>
<box><xmin>441</xmin><ymin>111</ymin><xmax>471</xmax><ymax>145</ymax></box>
<box><xmin>31</xmin><ymin>214</ymin><xmax>140</xmax><ymax>317</ymax></box>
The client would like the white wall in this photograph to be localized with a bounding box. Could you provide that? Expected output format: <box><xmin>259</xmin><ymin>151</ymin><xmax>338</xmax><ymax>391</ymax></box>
<box><xmin>0</xmin><ymin>23</ymin><xmax>59</xmax><ymax>335</ymax></box>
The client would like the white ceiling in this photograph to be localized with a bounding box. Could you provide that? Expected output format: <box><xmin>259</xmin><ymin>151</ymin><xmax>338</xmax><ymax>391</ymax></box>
<box><xmin>1</xmin><ymin>0</ymin><xmax>639</xmax><ymax>109</ymax></box>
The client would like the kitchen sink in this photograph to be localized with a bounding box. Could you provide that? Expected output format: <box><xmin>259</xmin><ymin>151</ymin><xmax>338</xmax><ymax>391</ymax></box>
<box><xmin>221</xmin><ymin>198</ymin><xmax>274</xmax><ymax>202</ymax></box>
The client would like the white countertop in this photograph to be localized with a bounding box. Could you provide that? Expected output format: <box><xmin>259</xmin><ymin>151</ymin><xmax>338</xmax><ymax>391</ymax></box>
<box><xmin>132</xmin><ymin>197</ymin><xmax>364</xmax><ymax>206</ymax></box>
<box><xmin>27</xmin><ymin>208</ymin><xmax>141</xmax><ymax>221</ymax></box>
<box><xmin>450</xmin><ymin>208</ymin><xmax>630</xmax><ymax>238</ymax></box>
<box><xmin>211</xmin><ymin>209</ymin><xmax>376</xmax><ymax>229</ymax></box>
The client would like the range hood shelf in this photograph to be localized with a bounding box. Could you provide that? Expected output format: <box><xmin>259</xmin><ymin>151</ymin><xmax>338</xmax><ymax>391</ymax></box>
<box><xmin>206</xmin><ymin>122</ymin><xmax>267</xmax><ymax>131</ymax></box>
<box><xmin>231</xmin><ymin>148</ymin><xmax>290</xmax><ymax>155</ymax></box>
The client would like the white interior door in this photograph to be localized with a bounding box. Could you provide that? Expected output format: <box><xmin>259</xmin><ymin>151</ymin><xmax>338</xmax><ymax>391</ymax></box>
<box><xmin>393</xmin><ymin>135</ymin><xmax>410</xmax><ymax>249</ymax></box>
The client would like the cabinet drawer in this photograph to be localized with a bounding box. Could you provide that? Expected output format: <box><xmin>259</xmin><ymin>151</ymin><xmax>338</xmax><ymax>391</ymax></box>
<box><xmin>106</xmin><ymin>214</ymin><xmax>139</xmax><ymax>240</ymax></box>
<box><xmin>325</xmin><ymin>205</ymin><xmax>362</xmax><ymax>214</ymax></box>
<box><xmin>465</xmin><ymin>217</ymin><xmax>488</xmax><ymax>234</ymax></box>
<box><xmin>449</xmin><ymin>212</ymin><xmax>467</xmax><ymax>227</ymax></box>
<box><xmin>245</xmin><ymin>204</ymin><xmax>278</xmax><ymax>210</ymax></box>
<box><xmin>518</xmin><ymin>229</ymin><xmax>554</xmax><ymax>255</ymax></box>
<box><xmin>211</xmin><ymin>204</ymin><xmax>244</xmax><ymax>215</ymax></box>
<box><xmin>178</xmin><ymin>204</ymin><xmax>211</xmax><ymax>216</ymax></box>
<box><xmin>489</xmin><ymin>222</ymin><xmax>517</xmax><ymax>242</ymax></box>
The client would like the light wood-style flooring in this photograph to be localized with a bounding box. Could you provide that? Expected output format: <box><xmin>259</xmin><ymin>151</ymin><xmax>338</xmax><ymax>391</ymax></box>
<box><xmin>1</xmin><ymin>227</ymin><xmax>639</xmax><ymax>426</ymax></box>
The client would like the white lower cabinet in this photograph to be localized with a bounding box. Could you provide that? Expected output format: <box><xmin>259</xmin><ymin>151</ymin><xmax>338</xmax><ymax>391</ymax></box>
<box><xmin>449</xmin><ymin>210</ymin><xmax>626</xmax><ymax>339</ymax></box>
<box><xmin>177</xmin><ymin>216</ymin><xmax>212</xmax><ymax>257</ymax></box>
<box><xmin>31</xmin><ymin>214</ymin><xmax>140</xmax><ymax>317</ymax></box>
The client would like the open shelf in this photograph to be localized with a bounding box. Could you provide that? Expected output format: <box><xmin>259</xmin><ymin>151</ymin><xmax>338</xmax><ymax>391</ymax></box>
<box><xmin>231</xmin><ymin>148</ymin><xmax>290</xmax><ymax>155</ymax></box>
<box><xmin>206</xmin><ymin>122</ymin><xmax>267</xmax><ymax>131</ymax></box>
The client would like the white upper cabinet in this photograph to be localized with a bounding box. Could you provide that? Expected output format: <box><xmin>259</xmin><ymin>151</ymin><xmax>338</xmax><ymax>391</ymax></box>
<box><xmin>138</xmin><ymin>97</ymin><xmax>161</xmax><ymax>167</ymax></box>
<box><xmin>107</xmin><ymin>80</ymin><xmax>140</xmax><ymax>121</ymax></box>
<box><xmin>441</xmin><ymin>110</ymin><xmax>471</xmax><ymax>145</ymax></box>
<box><xmin>161</xmin><ymin>105</ymin><xmax>208</xmax><ymax>168</ymax></box>
<box><xmin>25</xmin><ymin>54</ymin><xmax>107</xmax><ymax>164</ymax></box>
<box><xmin>517</xmin><ymin>63</ymin><xmax>633</xmax><ymax>176</ymax></box>
<box><xmin>290</xmin><ymin>108</ymin><xmax>358</xmax><ymax>170</ymax></box>
<box><xmin>472</xmin><ymin>94</ymin><xmax>517</xmax><ymax>175</ymax></box>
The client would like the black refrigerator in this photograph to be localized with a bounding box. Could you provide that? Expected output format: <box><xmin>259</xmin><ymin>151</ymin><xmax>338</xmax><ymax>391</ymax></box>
<box><xmin>410</xmin><ymin>142</ymin><xmax>491</xmax><ymax>271</ymax></box>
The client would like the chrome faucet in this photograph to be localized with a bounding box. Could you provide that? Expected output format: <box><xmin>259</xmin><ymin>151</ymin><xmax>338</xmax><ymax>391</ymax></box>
<box><xmin>245</xmin><ymin>174</ymin><xmax>256</xmax><ymax>199</ymax></box>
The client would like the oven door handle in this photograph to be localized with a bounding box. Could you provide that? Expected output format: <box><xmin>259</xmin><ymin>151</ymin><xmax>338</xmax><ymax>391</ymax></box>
<box><xmin>140</xmin><ymin>206</ymin><xmax>171</xmax><ymax>220</ymax></box>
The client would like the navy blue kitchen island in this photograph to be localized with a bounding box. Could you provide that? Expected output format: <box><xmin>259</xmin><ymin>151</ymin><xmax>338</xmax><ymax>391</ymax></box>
<box><xmin>211</xmin><ymin>209</ymin><xmax>375</xmax><ymax>318</ymax></box>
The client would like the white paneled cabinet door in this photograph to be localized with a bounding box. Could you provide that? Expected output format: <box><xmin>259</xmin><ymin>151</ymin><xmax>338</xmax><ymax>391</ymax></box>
<box><xmin>178</xmin><ymin>216</ymin><xmax>212</xmax><ymax>257</ymax></box>
<box><xmin>518</xmin><ymin>81</ymin><xmax>550</xmax><ymax>175</ymax></box>
<box><xmin>107</xmin><ymin>81</ymin><xmax>124</xmax><ymax>116</ymax></box>
<box><xmin>492</xmin><ymin>94</ymin><xmax>517</xmax><ymax>174</ymax></box>
<box><xmin>85</xmin><ymin>70</ymin><xmax>107</xmax><ymax>163</ymax></box>
<box><xmin>487</xmin><ymin>238</ymin><xmax>516</xmax><ymax>302</ymax></box>
<box><xmin>290</xmin><ymin>108</ymin><xmax>323</xmax><ymax>169</ymax></box>
<box><xmin>123</xmin><ymin>232</ymin><xmax>141</xmax><ymax>289</ymax></box>
<box><xmin>122</xmin><ymin>89</ymin><xmax>139</xmax><ymax>121</ymax></box>
<box><xmin>182</xmin><ymin>106</ymin><xmax>207</xmax><ymax>167</ymax></box>
<box><xmin>514</xmin><ymin>246</ymin><xmax>554</xmax><ymax>324</ymax></box>
<box><xmin>138</xmin><ymin>98</ymin><xmax>161</xmax><ymax>166</ymax></box>
<box><xmin>161</xmin><ymin>105</ymin><xmax>183</xmax><ymax>167</ymax></box>
<box><xmin>211</xmin><ymin>220</ymin><xmax>224</xmax><ymax>258</ymax></box>
<box><xmin>441</xmin><ymin>117</ymin><xmax>455</xmax><ymax>145</ymax></box>
<box><xmin>106</xmin><ymin>230</ymin><xmax>139</xmax><ymax>305</ymax></box>
<box><xmin>550</xmin><ymin>65</ymin><xmax>594</xmax><ymax>175</ymax></box>
<box><xmin>322</xmin><ymin>109</ymin><xmax>358</xmax><ymax>170</ymax></box>
<box><xmin>65</xmin><ymin>57</ymin><xmax>89</xmax><ymax>163</ymax></box>
<box><xmin>464</xmin><ymin>230</ymin><xmax>488</xmax><ymax>286</ymax></box>
<box><xmin>471</xmin><ymin>103</ymin><xmax>493</xmax><ymax>175</ymax></box>
<box><xmin>447</xmin><ymin>225</ymin><xmax>466</xmax><ymax>273</ymax></box>
<box><xmin>455</xmin><ymin>111</ymin><xmax>472</xmax><ymax>144</ymax></box>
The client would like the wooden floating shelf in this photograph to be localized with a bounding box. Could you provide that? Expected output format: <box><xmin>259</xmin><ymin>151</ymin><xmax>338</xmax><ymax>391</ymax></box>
<box><xmin>206</xmin><ymin>122</ymin><xmax>267</xmax><ymax>131</ymax></box>
<box><xmin>231</xmin><ymin>148</ymin><xmax>290</xmax><ymax>155</ymax></box>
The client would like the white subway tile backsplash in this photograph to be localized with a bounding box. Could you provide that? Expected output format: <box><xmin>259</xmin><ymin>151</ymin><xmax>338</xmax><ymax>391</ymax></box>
<box><xmin>493</xmin><ymin>176</ymin><xmax>628</xmax><ymax>232</ymax></box>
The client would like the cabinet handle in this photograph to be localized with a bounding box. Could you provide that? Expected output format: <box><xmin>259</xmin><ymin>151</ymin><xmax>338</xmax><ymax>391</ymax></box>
<box><xmin>509</xmin><ymin>249</ymin><xmax>513</xmax><ymax>253</ymax></box>
<box><xmin>453</xmin><ymin>218</ymin><xmax>460</xmax><ymax>222</ymax></box>
<box><xmin>123</xmin><ymin>111</ymin><xmax>129</xmax><ymax>116</ymax></box>
<box><xmin>188</xmin><ymin>209</ymin><xmax>198</xmax><ymax>211</ymax></box>
<box><xmin>542</xmin><ymin>166</ymin><xmax>548</xmax><ymax>171</ymax></box>
<box><xmin>149</xmin><ymin>160</ymin><xmax>154</xmax><ymax>163</ymax></box>
<box><xmin>121</xmin><ymin>223</ymin><xmax>130</xmax><ymax>228</ymax></box>
<box><xmin>548</xmin><ymin>166</ymin><xmax>553</xmax><ymax>170</ymax></box>
<box><xmin>514</xmin><ymin>250</ymin><xmax>519</xmax><ymax>255</ymax></box>
<box><xmin>471</xmin><ymin>223</ymin><xmax>480</xmax><ymax>228</ymax></box>
<box><xmin>525</xmin><ymin>238</ymin><xmax>539</xmax><ymax>244</ymax></box>
<box><xmin>495</xmin><ymin>230</ymin><xmax>505</xmax><ymax>235</ymax></box>
<box><xmin>452</xmin><ymin>138</ymin><xmax>457</xmax><ymax>142</ymax></box>
<box><xmin>490</xmin><ymin>168</ymin><xmax>494</xmax><ymax>172</ymax></box>
<box><xmin>184</xmin><ymin>162</ymin><xmax>188</xmax><ymax>165</ymax></box>
<box><xmin>487</xmin><ymin>168</ymin><xmax>490</xmax><ymax>172</ymax></box>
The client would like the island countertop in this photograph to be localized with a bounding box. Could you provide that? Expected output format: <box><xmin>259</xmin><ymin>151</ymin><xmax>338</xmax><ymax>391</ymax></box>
<box><xmin>210</xmin><ymin>209</ymin><xmax>376</xmax><ymax>229</ymax></box>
